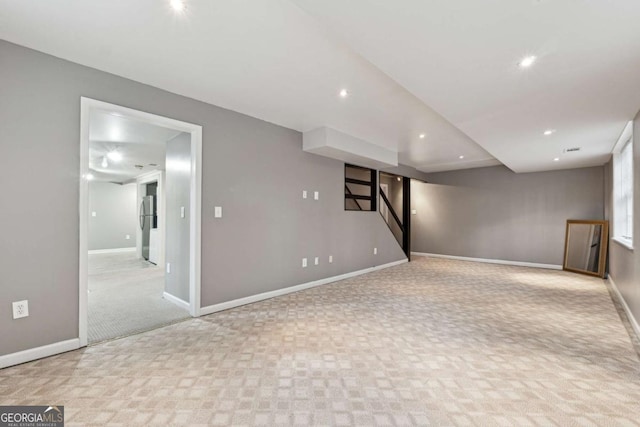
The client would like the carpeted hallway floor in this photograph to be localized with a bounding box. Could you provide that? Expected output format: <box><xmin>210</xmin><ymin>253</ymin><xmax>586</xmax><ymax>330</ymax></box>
<box><xmin>2</xmin><ymin>257</ymin><xmax>640</xmax><ymax>426</ymax></box>
<box><xmin>88</xmin><ymin>252</ymin><xmax>190</xmax><ymax>344</ymax></box>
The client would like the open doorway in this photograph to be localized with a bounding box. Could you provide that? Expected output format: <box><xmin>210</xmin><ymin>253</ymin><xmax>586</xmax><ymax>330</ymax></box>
<box><xmin>79</xmin><ymin>98</ymin><xmax>202</xmax><ymax>346</ymax></box>
<box><xmin>379</xmin><ymin>172</ymin><xmax>411</xmax><ymax>259</ymax></box>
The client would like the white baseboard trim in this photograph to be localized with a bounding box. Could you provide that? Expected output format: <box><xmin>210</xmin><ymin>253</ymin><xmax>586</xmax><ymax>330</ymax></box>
<box><xmin>0</xmin><ymin>338</ymin><xmax>80</xmax><ymax>370</ymax></box>
<box><xmin>88</xmin><ymin>247</ymin><xmax>136</xmax><ymax>255</ymax></box>
<box><xmin>607</xmin><ymin>276</ymin><xmax>640</xmax><ymax>341</ymax></box>
<box><xmin>200</xmin><ymin>259</ymin><xmax>408</xmax><ymax>316</ymax></box>
<box><xmin>163</xmin><ymin>291</ymin><xmax>190</xmax><ymax>311</ymax></box>
<box><xmin>411</xmin><ymin>252</ymin><xmax>562</xmax><ymax>270</ymax></box>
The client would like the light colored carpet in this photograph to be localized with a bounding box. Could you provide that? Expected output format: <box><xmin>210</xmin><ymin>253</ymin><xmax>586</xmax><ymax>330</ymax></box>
<box><xmin>2</xmin><ymin>257</ymin><xmax>640</xmax><ymax>426</ymax></box>
<box><xmin>88</xmin><ymin>252</ymin><xmax>190</xmax><ymax>344</ymax></box>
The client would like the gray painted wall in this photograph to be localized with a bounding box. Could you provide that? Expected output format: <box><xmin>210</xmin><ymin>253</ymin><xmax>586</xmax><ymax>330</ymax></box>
<box><xmin>606</xmin><ymin>109</ymin><xmax>640</xmax><ymax>333</ymax></box>
<box><xmin>412</xmin><ymin>165</ymin><xmax>604</xmax><ymax>265</ymax></box>
<box><xmin>164</xmin><ymin>133</ymin><xmax>191</xmax><ymax>302</ymax></box>
<box><xmin>0</xmin><ymin>40</ymin><xmax>405</xmax><ymax>356</ymax></box>
<box><xmin>88</xmin><ymin>182</ymin><xmax>137</xmax><ymax>250</ymax></box>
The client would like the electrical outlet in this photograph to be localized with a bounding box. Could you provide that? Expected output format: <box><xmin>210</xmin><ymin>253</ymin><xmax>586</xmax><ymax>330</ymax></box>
<box><xmin>314</xmin><ymin>257</ymin><xmax>319</xmax><ymax>265</ymax></box>
<box><xmin>314</xmin><ymin>191</ymin><xmax>319</xmax><ymax>200</ymax></box>
<box><xmin>302</xmin><ymin>190</ymin><xmax>307</xmax><ymax>199</ymax></box>
<box><xmin>329</xmin><ymin>255</ymin><xmax>333</xmax><ymax>263</ymax></box>
<box><xmin>12</xmin><ymin>300</ymin><xmax>29</xmax><ymax>319</ymax></box>
<box><xmin>302</xmin><ymin>258</ymin><xmax>307</xmax><ymax>268</ymax></box>
<box><xmin>373</xmin><ymin>247</ymin><xmax>378</xmax><ymax>255</ymax></box>
<box><xmin>91</xmin><ymin>211</ymin><xmax>97</xmax><ymax>217</ymax></box>
<box><xmin>125</xmin><ymin>234</ymin><xmax>131</xmax><ymax>240</ymax></box>
<box><xmin>411</xmin><ymin>209</ymin><xmax>417</xmax><ymax>215</ymax></box>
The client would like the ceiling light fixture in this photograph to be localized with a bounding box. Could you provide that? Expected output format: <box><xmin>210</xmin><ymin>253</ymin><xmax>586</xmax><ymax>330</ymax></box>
<box><xmin>553</xmin><ymin>157</ymin><xmax>560</xmax><ymax>162</ymax></box>
<box><xmin>339</xmin><ymin>89</ymin><xmax>349</xmax><ymax>98</ymax></box>
<box><xmin>107</xmin><ymin>150</ymin><xmax>123</xmax><ymax>162</ymax></box>
<box><xmin>397</xmin><ymin>176</ymin><xmax>402</xmax><ymax>182</ymax></box>
<box><xmin>518</xmin><ymin>55</ymin><xmax>537</xmax><ymax>68</ymax></box>
<box><xmin>170</xmin><ymin>0</ymin><xmax>186</xmax><ymax>12</ymax></box>
<box><xmin>101</xmin><ymin>156</ymin><xmax>108</xmax><ymax>168</ymax></box>
<box><xmin>419</xmin><ymin>133</ymin><xmax>426</xmax><ymax>139</ymax></box>
<box><xmin>459</xmin><ymin>155</ymin><xmax>464</xmax><ymax>159</ymax></box>
<box><xmin>543</xmin><ymin>129</ymin><xmax>556</xmax><ymax>136</ymax></box>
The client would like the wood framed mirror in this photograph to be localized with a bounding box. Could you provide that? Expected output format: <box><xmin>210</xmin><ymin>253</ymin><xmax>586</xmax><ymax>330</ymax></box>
<box><xmin>563</xmin><ymin>220</ymin><xmax>608</xmax><ymax>278</ymax></box>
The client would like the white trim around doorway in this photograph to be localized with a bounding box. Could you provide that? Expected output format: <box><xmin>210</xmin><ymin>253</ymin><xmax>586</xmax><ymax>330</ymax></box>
<box><xmin>79</xmin><ymin>97</ymin><xmax>203</xmax><ymax>347</ymax></box>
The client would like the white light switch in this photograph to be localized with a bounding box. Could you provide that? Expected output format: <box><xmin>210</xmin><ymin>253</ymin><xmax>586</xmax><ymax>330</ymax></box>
<box><xmin>125</xmin><ymin>234</ymin><xmax>131</xmax><ymax>240</ymax></box>
<box><xmin>329</xmin><ymin>255</ymin><xmax>333</xmax><ymax>263</ymax></box>
<box><xmin>302</xmin><ymin>258</ymin><xmax>308</xmax><ymax>268</ymax></box>
<box><xmin>302</xmin><ymin>190</ymin><xmax>307</xmax><ymax>199</ymax></box>
<box><xmin>180</xmin><ymin>206</ymin><xmax>185</xmax><ymax>218</ymax></box>
<box><xmin>314</xmin><ymin>257</ymin><xmax>319</xmax><ymax>265</ymax></box>
<box><xmin>214</xmin><ymin>206</ymin><xmax>222</xmax><ymax>218</ymax></box>
<box><xmin>166</xmin><ymin>263</ymin><xmax>171</xmax><ymax>274</ymax></box>
<box><xmin>314</xmin><ymin>191</ymin><xmax>319</xmax><ymax>200</ymax></box>
<box><xmin>91</xmin><ymin>211</ymin><xmax>97</xmax><ymax>217</ymax></box>
<box><xmin>373</xmin><ymin>247</ymin><xmax>378</xmax><ymax>255</ymax></box>
<box><xmin>411</xmin><ymin>209</ymin><xmax>417</xmax><ymax>215</ymax></box>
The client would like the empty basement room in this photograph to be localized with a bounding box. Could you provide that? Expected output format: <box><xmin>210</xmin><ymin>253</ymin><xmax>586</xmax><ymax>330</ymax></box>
<box><xmin>1</xmin><ymin>1</ymin><xmax>640</xmax><ymax>426</ymax></box>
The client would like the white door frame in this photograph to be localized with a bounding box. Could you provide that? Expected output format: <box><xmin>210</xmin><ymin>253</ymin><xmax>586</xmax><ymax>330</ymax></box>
<box><xmin>79</xmin><ymin>97</ymin><xmax>202</xmax><ymax>347</ymax></box>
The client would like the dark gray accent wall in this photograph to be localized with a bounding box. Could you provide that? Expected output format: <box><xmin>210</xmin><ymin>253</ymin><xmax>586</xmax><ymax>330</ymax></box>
<box><xmin>165</xmin><ymin>133</ymin><xmax>191</xmax><ymax>302</ymax></box>
<box><xmin>606</xmin><ymin>109</ymin><xmax>640</xmax><ymax>332</ymax></box>
<box><xmin>412</xmin><ymin>165</ymin><xmax>604</xmax><ymax>265</ymax></box>
<box><xmin>0</xmin><ymin>40</ymin><xmax>406</xmax><ymax>356</ymax></box>
<box><xmin>88</xmin><ymin>182</ymin><xmax>137</xmax><ymax>250</ymax></box>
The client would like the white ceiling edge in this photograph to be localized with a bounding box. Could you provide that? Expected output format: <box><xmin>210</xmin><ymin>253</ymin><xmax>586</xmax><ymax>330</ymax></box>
<box><xmin>303</xmin><ymin>127</ymin><xmax>398</xmax><ymax>169</ymax></box>
<box><xmin>418</xmin><ymin>158</ymin><xmax>503</xmax><ymax>174</ymax></box>
<box><xmin>612</xmin><ymin>121</ymin><xmax>634</xmax><ymax>153</ymax></box>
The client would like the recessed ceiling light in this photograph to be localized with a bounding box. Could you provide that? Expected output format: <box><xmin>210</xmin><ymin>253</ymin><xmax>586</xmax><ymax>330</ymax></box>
<box><xmin>107</xmin><ymin>151</ymin><xmax>123</xmax><ymax>162</ymax></box>
<box><xmin>459</xmin><ymin>155</ymin><xmax>464</xmax><ymax>159</ymax></box>
<box><xmin>170</xmin><ymin>0</ymin><xmax>186</xmax><ymax>12</ymax></box>
<box><xmin>543</xmin><ymin>129</ymin><xmax>556</xmax><ymax>136</ymax></box>
<box><xmin>339</xmin><ymin>89</ymin><xmax>349</xmax><ymax>98</ymax></box>
<box><xmin>518</xmin><ymin>55</ymin><xmax>537</xmax><ymax>68</ymax></box>
<box><xmin>419</xmin><ymin>133</ymin><xmax>426</xmax><ymax>139</ymax></box>
<box><xmin>553</xmin><ymin>157</ymin><xmax>560</xmax><ymax>162</ymax></box>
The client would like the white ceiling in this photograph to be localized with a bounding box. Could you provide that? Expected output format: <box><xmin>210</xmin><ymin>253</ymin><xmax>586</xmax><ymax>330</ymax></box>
<box><xmin>89</xmin><ymin>110</ymin><xmax>181</xmax><ymax>183</ymax></box>
<box><xmin>292</xmin><ymin>0</ymin><xmax>640</xmax><ymax>172</ymax></box>
<box><xmin>1</xmin><ymin>0</ymin><xmax>639</xmax><ymax>173</ymax></box>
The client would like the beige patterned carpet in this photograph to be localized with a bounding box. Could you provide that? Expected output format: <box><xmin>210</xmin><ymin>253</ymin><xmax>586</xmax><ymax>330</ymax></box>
<box><xmin>2</xmin><ymin>257</ymin><xmax>640</xmax><ymax>426</ymax></box>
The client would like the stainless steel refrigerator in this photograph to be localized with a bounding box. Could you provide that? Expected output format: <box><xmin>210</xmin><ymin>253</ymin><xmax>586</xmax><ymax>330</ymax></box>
<box><xmin>139</xmin><ymin>195</ymin><xmax>155</xmax><ymax>261</ymax></box>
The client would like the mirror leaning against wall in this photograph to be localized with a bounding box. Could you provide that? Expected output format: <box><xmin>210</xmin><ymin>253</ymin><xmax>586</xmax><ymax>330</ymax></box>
<box><xmin>563</xmin><ymin>220</ymin><xmax>609</xmax><ymax>278</ymax></box>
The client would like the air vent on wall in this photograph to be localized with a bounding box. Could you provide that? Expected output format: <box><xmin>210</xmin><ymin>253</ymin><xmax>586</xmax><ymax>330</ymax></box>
<box><xmin>563</xmin><ymin>147</ymin><xmax>581</xmax><ymax>153</ymax></box>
